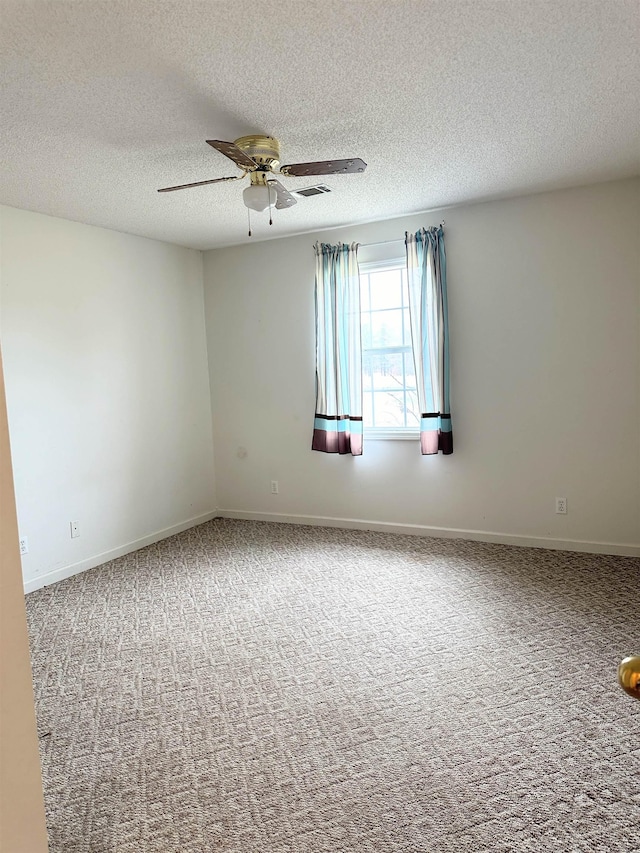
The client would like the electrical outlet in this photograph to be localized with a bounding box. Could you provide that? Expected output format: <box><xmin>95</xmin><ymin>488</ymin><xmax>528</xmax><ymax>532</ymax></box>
<box><xmin>555</xmin><ymin>497</ymin><xmax>567</xmax><ymax>515</ymax></box>
<box><xmin>271</xmin><ymin>480</ymin><xmax>279</xmax><ymax>495</ymax></box>
<box><xmin>19</xmin><ymin>536</ymin><xmax>28</xmax><ymax>555</ymax></box>
<box><xmin>70</xmin><ymin>521</ymin><xmax>80</xmax><ymax>538</ymax></box>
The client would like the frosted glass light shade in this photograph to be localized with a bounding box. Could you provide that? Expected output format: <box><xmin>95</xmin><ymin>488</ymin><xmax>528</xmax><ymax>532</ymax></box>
<box><xmin>243</xmin><ymin>183</ymin><xmax>277</xmax><ymax>212</ymax></box>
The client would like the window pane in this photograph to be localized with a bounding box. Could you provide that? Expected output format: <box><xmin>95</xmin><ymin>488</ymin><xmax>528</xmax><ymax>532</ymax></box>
<box><xmin>403</xmin><ymin>308</ymin><xmax>412</xmax><ymax>346</ymax></box>
<box><xmin>371</xmin><ymin>391</ymin><xmax>407</xmax><ymax>428</ymax></box>
<box><xmin>360</xmin><ymin>265</ymin><xmax>419</xmax><ymax>433</ymax></box>
<box><xmin>363</xmin><ymin>391</ymin><xmax>374</xmax><ymax>426</ymax></box>
<box><xmin>361</xmin><ymin>314</ymin><xmax>372</xmax><ymax>349</ymax></box>
<box><xmin>371</xmin><ymin>309</ymin><xmax>403</xmax><ymax>347</ymax></box>
<box><xmin>360</xmin><ymin>275</ymin><xmax>370</xmax><ymax>311</ymax></box>
<box><xmin>370</xmin><ymin>352</ymin><xmax>403</xmax><ymax>390</ymax></box>
<box><xmin>403</xmin><ymin>350</ymin><xmax>416</xmax><ymax>385</ymax></box>
<box><xmin>369</xmin><ymin>269</ymin><xmax>402</xmax><ymax>310</ymax></box>
<box><xmin>401</xmin><ymin>270</ymin><xmax>409</xmax><ymax>301</ymax></box>
<box><xmin>362</xmin><ymin>351</ymin><xmax>373</xmax><ymax>390</ymax></box>
<box><xmin>405</xmin><ymin>389</ymin><xmax>420</xmax><ymax>427</ymax></box>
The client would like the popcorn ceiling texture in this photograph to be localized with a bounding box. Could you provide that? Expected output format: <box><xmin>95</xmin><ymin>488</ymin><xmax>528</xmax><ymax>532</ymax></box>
<box><xmin>27</xmin><ymin>519</ymin><xmax>640</xmax><ymax>853</ymax></box>
<box><xmin>1</xmin><ymin>0</ymin><xmax>639</xmax><ymax>249</ymax></box>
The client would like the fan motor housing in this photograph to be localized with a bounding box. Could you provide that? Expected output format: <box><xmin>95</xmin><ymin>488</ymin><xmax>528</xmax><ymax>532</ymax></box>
<box><xmin>235</xmin><ymin>136</ymin><xmax>280</xmax><ymax>184</ymax></box>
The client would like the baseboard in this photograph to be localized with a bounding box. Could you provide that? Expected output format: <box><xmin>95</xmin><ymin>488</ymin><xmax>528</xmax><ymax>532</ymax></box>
<box><xmin>217</xmin><ymin>509</ymin><xmax>640</xmax><ymax>557</ymax></box>
<box><xmin>25</xmin><ymin>507</ymin><xmax>638</xmax><ymax>594</ymax></box>
<box><xmin>23</xmin><ymin>510</ymin><xmax>219</xmax><ymax>593</ymax></box>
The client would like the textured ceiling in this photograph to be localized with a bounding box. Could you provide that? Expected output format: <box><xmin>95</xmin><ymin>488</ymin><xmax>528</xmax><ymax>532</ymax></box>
<box><xmin>1</xmin><ymin>0</ymin><xmax>639</xmax><ymax>250</ymax></box>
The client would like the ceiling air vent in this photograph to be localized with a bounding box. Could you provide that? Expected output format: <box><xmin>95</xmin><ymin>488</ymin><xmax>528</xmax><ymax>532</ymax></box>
<box><xmin>293</xmin><ymin>184</ymin><xmax>332</xmax><ymax>198</ymax></box>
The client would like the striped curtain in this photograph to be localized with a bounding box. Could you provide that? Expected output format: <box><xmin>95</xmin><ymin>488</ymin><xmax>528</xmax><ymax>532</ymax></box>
<box><xmin>312</xmin><ymin>242</ymin><xmax>363</xmax><ymax>455</ymax></box>
<box><xmin>405</xmin><ymin>226</ymin><xmax>453</xmax><ymax>455</ymax></box>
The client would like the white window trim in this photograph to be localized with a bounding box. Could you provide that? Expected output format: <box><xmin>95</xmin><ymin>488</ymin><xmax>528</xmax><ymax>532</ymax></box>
<box><xmin>360</xmin><ymin>253</ymin><xmax>419</xmax><ymax>441</ymax></box>
<box><xmin>358</xmin><ymin>256</ymin><xmax>405</xmax><ymax>275</ymax></box>
<box><xmin>365</xmin><ymin>429</ymin><xmax>419</xmax><ymax>440</ymax></box>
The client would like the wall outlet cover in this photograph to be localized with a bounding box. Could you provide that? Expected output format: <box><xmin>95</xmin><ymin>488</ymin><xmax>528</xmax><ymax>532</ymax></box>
<box><xmin>555</xmin><ymin>497</ymin><xmax>567</xmax><ymax>514</ymax></box>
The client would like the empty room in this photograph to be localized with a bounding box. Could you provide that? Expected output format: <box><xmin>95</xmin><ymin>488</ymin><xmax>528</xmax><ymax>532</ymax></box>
<box><xmin>1</xmin><ymin>1</ymin><xmax>639</xmax><ymax>851</ymax></box>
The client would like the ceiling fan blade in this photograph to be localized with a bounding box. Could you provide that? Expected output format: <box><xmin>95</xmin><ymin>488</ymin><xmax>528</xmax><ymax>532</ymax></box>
<box><xmin>280</xmin><ymin>157</ymin><xmax>367</xmax><ymax>177</ymax></box>
<box><xmin>268</xmin><ymin>179</ymin><xmax>297</xmax><ymax>209</ymax></box>
<box><xmin>206</xmin><ymin>140</ymin><xmax>259</xmax><ymax>171</ymax></box>
<box><xmin>157</xmin><ymin>175</ymin><xmax>243</xmax><ymax>193</ymax></box>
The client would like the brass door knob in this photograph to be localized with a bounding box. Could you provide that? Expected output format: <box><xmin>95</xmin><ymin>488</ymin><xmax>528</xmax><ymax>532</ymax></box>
<box><xmin>618</xmin><ymin>656</ymin><xmax>640</xmax><ymax>699</ymax></box>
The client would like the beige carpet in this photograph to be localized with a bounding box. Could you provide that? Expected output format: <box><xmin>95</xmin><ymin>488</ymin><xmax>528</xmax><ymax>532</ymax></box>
<box><xmin>26</xmin><ymin>519</ymin><xmax>640</xmax><ymax>852</ymax></box>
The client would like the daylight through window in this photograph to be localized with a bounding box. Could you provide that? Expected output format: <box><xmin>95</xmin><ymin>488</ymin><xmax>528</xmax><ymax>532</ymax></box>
<box><xmin>360</xmin><ymin>261</ymin><xmax>419</xmax><ymax>433</ymax></box>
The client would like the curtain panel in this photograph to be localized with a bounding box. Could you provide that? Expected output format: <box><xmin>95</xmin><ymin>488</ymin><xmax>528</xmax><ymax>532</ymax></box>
<box><xmin>405</xmin><ymin>226</ymin><xmax>453</xmax><ymax>455</ymax></box>
<box><xmin>312</xmin><ymin>242</ymin><xmax>363</xmax><ymax>455</ymax></box>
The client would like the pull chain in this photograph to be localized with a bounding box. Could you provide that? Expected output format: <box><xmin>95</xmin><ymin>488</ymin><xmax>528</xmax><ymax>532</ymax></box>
<box><xmin>247</xmin><ymin>207</ymin><xmax>252</xmax><ymax>238</ymax></box>
<box><xmin>268</xmin><ymin>182</ymin><xmax>273</xmax><ymax>226</ymax></box>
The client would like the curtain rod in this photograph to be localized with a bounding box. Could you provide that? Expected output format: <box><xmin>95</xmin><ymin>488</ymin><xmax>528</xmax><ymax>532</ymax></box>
<box><xmin>359</xmin><ymin>222</ymin><xmax>445</xmax><ymax>248</ymax></box>
<box><xmin>359</xmin><ymin>237</ymin><xmax>404</xmax><ymax>248</ymax></box>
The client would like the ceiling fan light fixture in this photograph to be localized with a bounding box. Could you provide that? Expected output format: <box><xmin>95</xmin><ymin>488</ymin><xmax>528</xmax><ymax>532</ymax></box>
<box><xmin>157</xmin><ymin>137</ymin><xmax>367</xmax><ymax>215</ymax></box>
<box><xmin>243</xmin><ymin>183</ymin><xmax>277</xmax><ymax>212</ymax></box>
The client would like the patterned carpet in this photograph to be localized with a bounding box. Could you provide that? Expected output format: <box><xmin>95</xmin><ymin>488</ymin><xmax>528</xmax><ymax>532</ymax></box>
<box><xmin>26</xmin><ymin>519</ymin><xmax>640</xmax><ymax>853</ymax></box>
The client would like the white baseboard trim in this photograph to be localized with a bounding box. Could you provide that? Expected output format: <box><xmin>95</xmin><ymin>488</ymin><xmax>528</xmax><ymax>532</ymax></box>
<box><xmin>217</xmin><ymin>509</ymin><xmax>640</xmax><ymax>557</ymax></box>
<box><xmin>25</xmin><ymin>507</ymin><xmax>638</xmax><ymax>594</ymax></box>
<box><xmin>24</xmin><ymin>510</ymin><xmax>219</xmax><ymax>594</ymax></box>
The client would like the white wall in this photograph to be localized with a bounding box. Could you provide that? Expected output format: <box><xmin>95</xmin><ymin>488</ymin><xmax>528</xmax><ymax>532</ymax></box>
<box><xmin>203</xmin><ymin>179</ymin><xmax>640</xmax><ymax>554</ymax></box>
<box><xmin>1</xmin><ymin>206</ymin><xmax>216</xmax><ymax>590</ymax></box>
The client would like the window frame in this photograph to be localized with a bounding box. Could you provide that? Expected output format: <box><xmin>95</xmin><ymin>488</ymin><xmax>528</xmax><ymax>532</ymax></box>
<box><xmin>359</xmin><ymin>255</ymin><xmax>419</xmax><ymax>441</ymax></box>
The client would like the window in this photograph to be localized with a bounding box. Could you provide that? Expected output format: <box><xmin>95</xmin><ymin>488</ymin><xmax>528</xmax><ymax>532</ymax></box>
<box><xmin>312</xmin><ymin>231</ymin><xmax>451</xmax><ymax>455</ymax></box>
<box><xmin>360</xmin><ymin>259</ymin><xmax>419</xmax><ymax>438</ymax></box>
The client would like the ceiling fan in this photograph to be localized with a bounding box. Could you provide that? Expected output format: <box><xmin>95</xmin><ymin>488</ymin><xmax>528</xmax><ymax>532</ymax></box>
<box><xmin>158</xmin><ymin>135</ymin><xmax>367</xmax><ymax>224</ymax></box>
